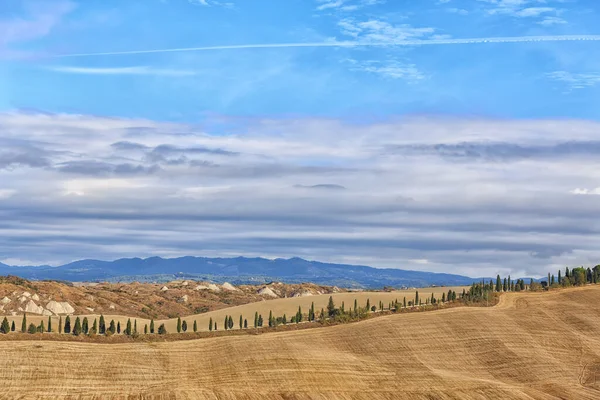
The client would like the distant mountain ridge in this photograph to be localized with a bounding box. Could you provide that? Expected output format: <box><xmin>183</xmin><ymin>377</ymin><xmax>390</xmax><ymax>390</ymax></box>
<box><xmin>0</xmin><ymin>256</ymin><xmax>484</xmax><ymax>288</ymax></box>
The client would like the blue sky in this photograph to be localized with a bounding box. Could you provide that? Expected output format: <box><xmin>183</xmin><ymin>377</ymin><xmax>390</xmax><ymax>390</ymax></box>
<box><xmin>1</xmin><ymin>0</ymin><xmax>600</xmax><ymax>277</ymax></box>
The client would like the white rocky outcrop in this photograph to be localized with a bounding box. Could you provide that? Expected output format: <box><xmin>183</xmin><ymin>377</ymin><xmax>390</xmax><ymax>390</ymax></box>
<box><xmin>18</xmin><ymin>296</ymin><xmax>27</xmax><ymax>303</ymax></box>
<box><xmin>25</xmin><ymin>300</ymin><xmax>45</xmax><ymax>314</ymax></box>
<box><xmin>109</xmin><ymin>304</ymin><xmax>116</xmax><ymax>310</ymax></box>
<box><xmin>160</xmin><ymin>286</ymin><xmax>169</xmax><ymax>292</ymax></box>
<box><xmin>181</xmin><ymin>281</ymin><xmax>189</xmax><ymax>287</ymax></box>
<box><xmin>1</xmin><ymin>297</ymin><xmax>10</xmax><ymax>305</ymax></box>
<box><xmin>208</xmin><ymin>284</ymin><xmax>221</xmax><ymax>292</ymax></box>
<box><xmin>293</xmin><ymin>290</ymin><xmax>314</xmax><ymax>297</ymax></box>
<box><xmin>22</xmin><ymin>292</ymin><xmax>32</xmax><ymax>298</ymax></box>
<box><xmin>221</xmin><ymin>282</ymin><xmax>238</xmax><ymax>291</ymax></box>
<box><xmin>45</xmin><ymin>301</ymin><xmax>75</xmax><ymax>315</ymax></box>
<box><xmin>32</xmin><ymin>294</ymin><xmax>40</xmax><ymax>301</ymax></box>
<box><xmin>257</xmin><ymin>287</ymin><xmax>278</xmax><ymax>298</ymax></box>
<box><xmin>194</xmin><ymin>284</ymin><xmax>209</xmax><ymax>291</ymax></box>
<box><xmin>86</xmin><ymin>307</ymin><xmax>95</xmax><ymax>312</ymax></box>
<box><xmin>178</xmin><ymin>295</ymin><xmax>189</xmax><ymax>303</ymax></box>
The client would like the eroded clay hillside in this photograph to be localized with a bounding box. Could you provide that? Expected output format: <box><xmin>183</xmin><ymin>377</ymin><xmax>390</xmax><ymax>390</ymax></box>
<box><xmin>0</xmin><ymin>276</ymin><xmax>344</xmax><ymax>319</ymax></box>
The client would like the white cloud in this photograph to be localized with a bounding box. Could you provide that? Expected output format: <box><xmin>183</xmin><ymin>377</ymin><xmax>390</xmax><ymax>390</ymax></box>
<box><xmin>3</xmin><ymin>112</ymin><xmax>600</xmax><ymax>276</ymax></box>
<box><xmin>476</xmin><ymin>0</ymin><xmax>567</xmax><ymax>23</ymax></box>
<box><xmin>546</xmin><ymin>71</ymin><xmax>600</xmax><ymax>90</ymax></box>
<box><xmin>346</xmin><ymin>58</ymin><xmax>425</xmax><ymax>81</ymax></box>
<box><xmin>45</xmin><ymin>65</ymin><xmax>197</xmax><ymax>76</ymax></box>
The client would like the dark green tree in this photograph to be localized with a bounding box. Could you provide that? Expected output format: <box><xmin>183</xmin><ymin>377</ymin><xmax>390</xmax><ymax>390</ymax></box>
<box><xmin>47</xmin><ymin>316</ymin><xmax>52</xmax><ymax>333</ymax></box>
<box><xmin>194</xmin><ymin>320</ymin><xmax>198</xmax><ymax>333</ymax></box>
<box><xmin>144</xmin><ymin>324</ymin><xmax>148</xmax><ymax>334</ymax></box>
<box><xmin>244</xmin><ymin>319</ymin><xmax>248</xmax><ymax>328</ymax></box>
<box><xmin>0</xmin><ymin>317</ymin><xmax>10</xmax><ymax>334</ymax></box>
<box><xmin>282</xmin><ymin>314</ymin><xmax>287</xmax><ymax>324</ymax></box>
<box><xmin>82</xmin><ymin>317</ymin><xmax>89</xmax><ymax>334</ymax></box>
<box><xmin>158</xmin><ymin>324</ymin><xmax>167</xmax><ymax>335</ymax></box>
<box><xmin>125</xmin><ymin>318</ymin><xmax>132</xmax><ymax>335</ymax></box>
<box><xmin>224</xmin><ymin>316</ymin><xmax>229</xmax><ymax>330</ymax></box>
<box><xmin>108</xmin><ymin>319</ymin><xmax>115</xmax><ymax>335</ymax></box>
<box><xmin>268</xmin><ymin>310</ymin><xmax>274</xmax><ymax>327</ymax></box>
<box><xmin>182</xmin><ymin>320</ymin><xmax>187</xmax><ymax>332</ymax></box>
<box><xmin>228</xmin><ymin>316</ymin><xmax>233</xmax><ymax>330</ymax></box>
<box><xmin>21</xmin><ymin>313</ymin><xmax>27</xmax><ymax>333</ymax></box>
<box><xmin>296</xmin><ymin>306</ymin><xmax>302</xmax><ymax>323</ymax></box>
<box><xmin>39</xmin><ymin>320</ymin><xmax>45</xmax><ymax>333</ymax></box>
<box><xmin>209</xmin><ymin>317</ymin><xmax>213</xmax><ymax>331</ymax></box>
<box><xmin>558</xmin><ymin>270</ymin><xmax>562</xmax><ymax>284</ymax></box>
<box><xmin>177</xmin><ymin>317</ymin><xmax>182</xmax><ymax>333</ymax></box>
<box><xmin>503</xmin><ymin>278</ymin><xmax>507</xmax><ymax>292</ymax></box>
<box><xmin>366</xmin><ymin>298</ymin><xmax>370</xmax><ymax>311</ymax></box>
<box><xmin>91</xmin><ymin>318</ymin><xmax>97</xmax><ymax>335</ymax></box>
<box><xmin>414</xmin><ymin>292</ymin><xmax>419</xmax><ymax>306</ymax></box>
<box><xmin>254</xmin><ymin>312</ymin><xmax>258</xmax><ymax>328</ymax></box>
<box><xmin>73</xmin><ymin>317</ymin><xmax>82</xmax><ymax>336</ymax></box>
<box><xmin>442</xmin><ymin>293</ymin><xmax>446</xmax><ymax>303</ymax></box>
<box><xmin>150</xmin><ymin>319</ymin><xmax>155</xmax><ymax>334</ymax></box>
<box><xmin>239</xmin><ymin>315</ymin><xmax>243</xmax><ymax>329</ymax></box>
<box><xmin>134</xmin><ymin>319</ymin><xmax>137</xmax><ymax>334</ymax></box>
<box><xmin>59</xmin><ymin>316</ymin><xmax>63</xmax><ymax>334</ymax></box>
<box><xmin>99</xmin><ymin>315</ymin><xmax>105</xmax><ymax>334</ymax></box>
<box><xmin>11</xmin><ymin>320</ymin><xmax>15</xmax><ymax>332</ymax></box>
<box><xmin>27</xmin><ymin>323</ymin><xmax>37</xmax><ymax>334</ymax></box>
<box><xmin>64</xmin><ymin>315</ymin><xmax>71</xmax><ymax>334</ymax></box>
<box><xmin>117</xmin><ymin>321</ymin><xmax>121</xmax><ymax>334</ymax></box>
<box><xmin>258</xmin><ymin>314</ymin><xmax>263</xmax><ymax>327</ymax></box>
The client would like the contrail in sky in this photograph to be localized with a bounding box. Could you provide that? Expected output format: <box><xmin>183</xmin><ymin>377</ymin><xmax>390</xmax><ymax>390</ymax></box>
<box><xmin>54</xmin><ymin>35</ymin><xmax>600</xmax><ymax>58</ymax></box>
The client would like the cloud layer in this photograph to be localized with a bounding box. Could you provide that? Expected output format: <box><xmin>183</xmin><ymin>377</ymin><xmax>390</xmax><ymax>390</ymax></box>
<box><xmin>1</xmin><ymin>112</ymin><xmax>600</xmax><ymax>277</ymax></box>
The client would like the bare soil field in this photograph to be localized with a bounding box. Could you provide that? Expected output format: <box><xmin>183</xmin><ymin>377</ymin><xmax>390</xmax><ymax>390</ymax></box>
<box><xmin>0</xmin><ymin>285</ymin><xmax>599</xmax><ymax>399</ymax></box>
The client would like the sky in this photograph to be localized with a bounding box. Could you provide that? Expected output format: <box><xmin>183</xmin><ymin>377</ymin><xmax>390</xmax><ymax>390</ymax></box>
<box><xmin>1</xmin><ymin>0</ymin><xmax>600</xmax><ymax>278</ymax></box>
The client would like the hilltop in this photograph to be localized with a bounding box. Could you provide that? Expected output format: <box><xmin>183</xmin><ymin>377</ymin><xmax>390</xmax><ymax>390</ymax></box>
<box><xmin>0</xmin><ymin>276</ymin><xmax>345</xmax><ymax>320</ymax></box>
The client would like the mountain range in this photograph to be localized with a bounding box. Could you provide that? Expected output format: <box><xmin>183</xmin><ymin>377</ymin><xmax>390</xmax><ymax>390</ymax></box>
<box><xmin>0</xmin><ymin>256</ymin><xmax>484</xmax><ymax>288</ymax></box>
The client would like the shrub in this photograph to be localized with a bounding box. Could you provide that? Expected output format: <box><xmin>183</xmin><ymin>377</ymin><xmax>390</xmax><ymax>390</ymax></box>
<box><xmin>158</xmin><ymin>324</ymin><xmax>167</xmax><ymax>335</ymax></box>
<box><xmin>27</xmin><ymin>323</ymin><xmax>37</xmax><ymax>334</ymax></box>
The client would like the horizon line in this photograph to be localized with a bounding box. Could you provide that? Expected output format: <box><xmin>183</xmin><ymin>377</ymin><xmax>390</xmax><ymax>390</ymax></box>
<box><xmin>53</xmin><ymin>34</ymin><xmax>600</xmax><ymax>58</ymax></box>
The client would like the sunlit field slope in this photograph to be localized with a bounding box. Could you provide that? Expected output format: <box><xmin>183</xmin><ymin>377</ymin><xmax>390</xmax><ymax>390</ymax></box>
<box><xmin>2</xmin><ymin>286</ymin><xmax>600</xmax><ymax>399</ymax></box>
<box><xmin>4</xmin><ymin>287</ymin><xmax>465</xmax><ymax>333</ymax></box>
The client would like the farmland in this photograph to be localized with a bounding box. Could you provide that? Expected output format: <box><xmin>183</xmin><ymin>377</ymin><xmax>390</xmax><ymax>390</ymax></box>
<box><xmin>1</xmin><ymin>286</ymin><xmax>466</xmax><ymax>334</ymax></box>
<box><xmin>0</xmin><ymin>285</ymin><xmax>599</xmax><ymax>399</ymax></box>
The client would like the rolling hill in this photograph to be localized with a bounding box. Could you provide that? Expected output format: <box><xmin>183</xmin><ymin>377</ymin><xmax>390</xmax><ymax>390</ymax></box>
<box><xmin>0</xmin><ymin>286</ymin><xmax>599</xmax><ymax>398</ymax></box>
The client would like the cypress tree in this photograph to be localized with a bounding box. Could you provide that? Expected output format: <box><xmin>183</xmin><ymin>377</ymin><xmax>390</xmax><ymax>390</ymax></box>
<box><xmin>503</xmin><ymin>278</ymin><xmax>507</xmax><ymax>292</ymax></box>
<box><xmin>566</xmin><ymin>267</ymin><xmax>570</xmax><ymax>278</ymax></box>
<box><xmin>144</xmin><ymin>324</ymin><xmax>148</xmax><ymax>334</ymax></box>
<box><xmin>126</xmin><ymin>319</ymin><xmax>132</xmax><ymax>335</ymax></box>
<box><xmin>551</xmin><ymin>275</ymin><xmax>555</xmax><ymax>286</ymax></box>
<box><xmin>258</xmin><ymin>314</ymin><xmax>263</xmax><ymax>327</ymax></box>
<box><xmin>11</xmin><ymin>320</ymin><xmax>15</xmax><ymax>332</ymax></box>
<box><xmin>134</xmin><ymin>319</ymin><xmax>137</xmax><ymax>334</ymax></box>
<box><xmin>296</xmin><ymin>306</ymin><xmax>302</xmax><ymax>323</ymax></box>
<box><xmin>269</xmin><ymin>310</ymin><xmax>273</xmax><ymax>327</ymax></box>
<box><xmin>403</xmin><ymin>297</ymin><xmax>406</xmax><ymax>308</ymax></box>
<box><xmin>442</xmin><ymin>293</ymin><xmax>446</xmax><ymax>303</ymax></box>
<box><xmin>282</xmin><ymin>314</ymin><xmax>287</xmax><ymax>324</ymax></box>
<box><xmin>558</xmin><ymin>270</ymin><xmax>562</xmax><ymax>284</ymax></box>
<box><xmin>341</xmin><ymin>301</ymin><xmax>345</xmax><ymax>314</ymax></box>
<box><xmin>508</xmin><ymin>275</ymin><xmax>511</xmax><ymax>291</ymax></box>
<box><xmin>27</xmin><ymin>323</ymin><xmax>37</xmax><ymax>334</ymax></box>
<box><xmin>548</xmin><ymin>273</ymin><xmax>551</xmax><ymax>287</ymax></box>
<box><xmin>108</xmin><ymin>319</ymin><xmax>115</xmax><ymax>335</ymax></box>
<box><xmin>150</xmin><ymin>319</ymin><xmax>155</xmax><ymax>334</ymax></box>
<box><xmin>415</xmin><ymin>292</ymin><xmax>419</xmax><ymax>306</ymax></box>
<box><xmin>0</xmin><ymin>317</ymin><xmax>10</xmax><ymax>334</ymax></box>
<box><xmin>366</xmin><ymin>298</ymin><xmax>370</xmax><ymax>311</ymax></box>
<box><xmin>92</xmin><ymin>318</ymin><xmax>97</xmax><ymax>335</ymax></box>
<box><xmin>209</xmin><ymin>317</ymin><xmax>213</xmax><ymax>331</ymax></box>
<box><xmin>452</xmin><ymin>291</ymin><xmax>456</xmax><ymax>301</ymax></box>
<box><xmin>21</xmin><ymin>313</ymin><xmax>27</xmax><ymax>333</ymax></box>
<box><xmin>182</xmin><ymin>320</ymin><xmax>187</xmax><ymax>332</ymax></box>
<box><xmin>310</xmin><ymin>302</ymin><xmax>315</xmax><ymax>321</ymax></box>
<box><xmin>228</xmin><ymin>316</ymin><xmax>233</xmax><ymax>330</ymax></box>
<box><xmin>117</xmin><ymin>321</ymin><xmax>121</xmax><ymax>334</ymax></box>
<box><xmin>39</xmin><ymin>320</ymin><xmax>45</xmax><ymax>333</ymax></box>
<box><xmin>254</xmin><ymin>312</ymin><xmax>258</xmax><ymax>328</ymax></box>
<box><xmin>82</xmin><ymin>317</ymin><xmax>89</xmax><ymax>334</ymax></box>
<box><xmin>73</xmin><ymin>317</ymin><xmax>81</xmax><ymax>336</ymax></box>
<box><xmin>177</xmin><ymin>317</ymin><xmax>182</xmax><ymax>333</ymax></box>
<box><xmin>59</xmin><ymin>316</ymin><xmax>63</xmax><ymax>334</ymax></box>
<box><xmin>239</xmin><ymin>315</ymin><xmax>243</xmax><ymax>329</ymax></box>
<box><xmin>64</xmin><ymin>316</ymin><xmax>71</xmax><ymax>334</ymax></box>
<box><xmin>244</xmin><ymin>319</ymin><xmax>248</xmax><ymax>328</ymax></box>
<box><xmin>99</xmin><ymin>315</ymin><xmax>105</xmax><ymax>334</ymax></box>
<box><xmin>47</xmin><ymin>316</ymin><xmax>52</xmax><ymax>333</ymax></box>
<box><xmin>194</xmin><ymin>320</ymin><xmax>198</xmax><ymax>332</ymax></box>
<box><xmin>224</xmin><ymin>316</ymin><xmax>228</xmax><ymax>330</ymax></box>
<box><xmin>354</xmin><ymin>299</ymin><xmax>358</xmax><ymax>313</ymax></box>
